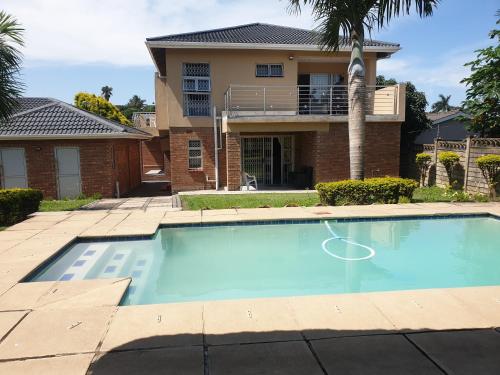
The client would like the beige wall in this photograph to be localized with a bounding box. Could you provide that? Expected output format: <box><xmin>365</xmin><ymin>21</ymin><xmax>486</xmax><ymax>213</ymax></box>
<box><xmin>155</xmin><ymin>48</ymin><xmax>380</xmax><ymax>130</ymax></box>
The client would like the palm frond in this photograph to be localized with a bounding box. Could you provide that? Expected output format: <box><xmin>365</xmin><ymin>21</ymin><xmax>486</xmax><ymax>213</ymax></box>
<box><xmin>376</xmin><ymin>0</ymin><xmax>439</xmax><ymax>28</ymax></box>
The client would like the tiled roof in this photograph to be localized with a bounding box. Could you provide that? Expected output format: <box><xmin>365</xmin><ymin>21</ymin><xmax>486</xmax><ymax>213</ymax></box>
<box><xmin>147</xmin><ymin>23</ymin><xmax>399</xmax><ymax>48</ymax></box>
<box><xmin>0</xmin><ymin>98</ymin><xmax>151</xmax><ymax>139</ymax></box>
<box><xmin>426</xmin><ymin>109</ymin><xmax>464</xmax><ymax>123</ymax></box>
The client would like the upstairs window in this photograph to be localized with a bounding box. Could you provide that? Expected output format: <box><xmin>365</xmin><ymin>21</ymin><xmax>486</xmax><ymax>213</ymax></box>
<box><xmin>256</xmin><ymin>64</ymin><xmax>284</xmax><ymax>77</ymax></box>
<box><xmin>183</xmin><ymin>63</ymin><xmax>211</xmax><ymax>116</ymax></box>
<box><xmin>188</xmin><ymin>140</ymin><xmax>202</xmax><ymax>169</ymax></box>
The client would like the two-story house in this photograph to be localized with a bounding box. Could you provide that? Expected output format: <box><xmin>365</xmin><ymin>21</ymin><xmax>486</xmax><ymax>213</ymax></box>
<box><xmin>146</xmin><ymin>23</ymin><xmax>406</xmax><ymax>192</ymax></box>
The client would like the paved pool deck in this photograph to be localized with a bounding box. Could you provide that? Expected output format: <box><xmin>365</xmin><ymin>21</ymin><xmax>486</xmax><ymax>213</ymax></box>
<box><xmin>0</xmin><ymin>202</ymin><xmax>499</xmax><ymax>374</ymax></box>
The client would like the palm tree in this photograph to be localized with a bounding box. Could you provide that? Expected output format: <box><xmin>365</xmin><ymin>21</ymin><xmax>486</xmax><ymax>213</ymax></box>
<box><xmin>431</xmin><ymin>94</ymin><xmax>453</xmax><ymax>112</ymax></box>
<box><xmin>0</xmin><ymin>11</ymin><xmax>24</xmax><ymax>121</ymax></box>
<box><xmin>289</xmin><ymin>0</ymin><xmax>438</xmax><ymax>180</ymax></box>
<box><xmin>101</xmin><ymin>86</ymin><xmax>113</xmax><ymax>101</ymax></box>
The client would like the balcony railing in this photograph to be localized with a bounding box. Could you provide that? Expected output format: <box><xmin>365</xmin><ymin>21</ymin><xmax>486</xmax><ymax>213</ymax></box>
<box><xmin>224</xmin><ymin>84</ymin><xmax>400</xmax><ymax>118</ymax></box>
<box><xmin>132</xmin><ymin>112</ymin><xmax>156</xmax><ymax>128</ymax></box>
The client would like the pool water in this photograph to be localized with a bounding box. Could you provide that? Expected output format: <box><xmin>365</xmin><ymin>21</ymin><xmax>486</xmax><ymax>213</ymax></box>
<box><xmin>29</xmin><ymin>216</ymin><xmax>500</xmax><ymax>305</ymax></box>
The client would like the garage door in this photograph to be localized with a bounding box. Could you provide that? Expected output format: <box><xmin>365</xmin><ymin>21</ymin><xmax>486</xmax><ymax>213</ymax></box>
<box><xmin>55</xmin><ymin>147</ymin><xmax>82</xmax><ymax>199</ymax></box>
<box><xmin>0</xmin><ymin>148</ymin><xmax>28</xmax><ymax>189</ymax></box>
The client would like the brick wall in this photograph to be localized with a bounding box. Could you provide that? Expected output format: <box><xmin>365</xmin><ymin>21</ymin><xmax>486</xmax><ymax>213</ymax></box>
<box><xmin>167</xmin><ymin>122</ymin><xmax>401</xmax><ymax>191</ymax></box>
<box><xmin>169</xmin><ymin>127</ymin><xmax>217</xmax><ymax>192</ymax></box>
<box><xmin>294</xmin><ymin>122</ymin><xmax>400</xmax><ymax>184</ymax></box>
<box><xmin>0</xmin><ymin>139</ymin><xmax>142</xmax><ymax>198</ymax></box>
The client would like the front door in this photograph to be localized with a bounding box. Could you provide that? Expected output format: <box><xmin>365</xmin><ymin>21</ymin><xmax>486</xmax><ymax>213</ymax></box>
<box><xmin>55</xmin><ymin>147</ymin><xmax>82</xmax><ymax>199</ymax></box>
<box><xmin>310</xmin><ymin>73</ymin><xmax>330</xmax><ymax>114</ymax></box>
<box><xmin>0</xmin><ymin>148</ymin><xmax>27</xmax><ymax>188</ymax></box>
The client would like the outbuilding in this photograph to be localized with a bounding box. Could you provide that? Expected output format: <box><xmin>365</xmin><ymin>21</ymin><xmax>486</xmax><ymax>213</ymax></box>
<box><xmin>0</xmin><ymin>98</ymin><xmax>151</xmax><ymax>199</ymax></box>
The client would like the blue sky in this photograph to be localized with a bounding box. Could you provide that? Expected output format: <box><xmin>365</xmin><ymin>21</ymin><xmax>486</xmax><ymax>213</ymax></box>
<box><xmin>4</xmin><ymin>0</ymin><xmax>499</xmax><ymax>108</ymax></box>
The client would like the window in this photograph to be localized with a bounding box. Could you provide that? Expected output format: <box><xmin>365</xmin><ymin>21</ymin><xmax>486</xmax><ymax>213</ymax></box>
<box><xmin>188</xmin><ymin>140</ymin><xmax>202</xmax><ymax>169</ymax></box>
<box><xmin>183</xmin><ymin>63</ymin><xmax>211</xmax><ymax>116</ymax></box>
<box><xmin>256</xmin><ymin>64</ymin><xmax>284</xmax><ymax>77</ymax></box>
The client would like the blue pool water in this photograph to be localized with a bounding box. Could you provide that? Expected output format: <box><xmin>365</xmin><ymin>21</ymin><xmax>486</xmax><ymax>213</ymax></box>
<box><xmin>29</xmin><ymin>215</ymin><xmax>500</xmax><ymax>305</ymax></box>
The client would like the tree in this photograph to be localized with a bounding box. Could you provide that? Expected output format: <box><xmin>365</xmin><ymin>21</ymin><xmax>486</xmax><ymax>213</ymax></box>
<box><xmin>461</xmin><ymin>14</ymin><xmax>500</xmax><ymax>137</ymax></box>
<box><xmin>127</xmin><ymin>95</ymin><xmax>146</xmax><ymax>110</ymax></box>
<box><xmin>290</xmin><ymin>0</ymin><xmax>438</xmax><ymax>180</ymax></box>
<box><xmin>377</xmin><ymin>76</ymin><xmax>431</xmax><ymax>176</ymax></box>
<box><xmin>415</xmin><ymin>153</ymin><xmax>432</xmax><ymax>186</ymax></box>
<box><xmin>101</xmin><ymin>86</ymin><xmax>113</xmax><ymax>101</ymax></box>
<box><xmin>74</xmin><ymin>92</ymin><xmax>130</xmax><ymax>125</ymax></box>
<box><xmin>431</xmin><ymin>94</ymin><xmax>454</xmax><ymax>112</ymax></box>
<box><xmin>0</xmin><ymin>11</ymin><xmax>24</xmax><ymax>121</ymax></box>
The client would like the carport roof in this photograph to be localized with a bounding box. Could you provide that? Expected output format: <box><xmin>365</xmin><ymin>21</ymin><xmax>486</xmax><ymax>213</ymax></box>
<box><xmin>0</xmin><ymin>98</ymin><xmax>151</xmax><ymax>140</ymax></box>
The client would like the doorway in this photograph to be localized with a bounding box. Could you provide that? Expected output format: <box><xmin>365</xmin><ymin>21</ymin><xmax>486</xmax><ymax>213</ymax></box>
<box><xmin>241</xmin><ymin>136</ymin><xmax>293</xmax><ymax>186</ymax></box>
<box><xmin>55</xmin><ymin>147</ymin><xmax>82</xmax><ymax>199</ymax></box>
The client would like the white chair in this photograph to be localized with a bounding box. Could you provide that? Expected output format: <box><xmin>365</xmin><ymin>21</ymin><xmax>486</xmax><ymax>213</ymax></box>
<box><xmin>241</xmin><ymin>172</ymin><xmax>258</xmax><ymax>191</ymax></box>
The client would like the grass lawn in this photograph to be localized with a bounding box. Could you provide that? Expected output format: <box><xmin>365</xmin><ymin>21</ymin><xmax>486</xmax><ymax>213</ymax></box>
<box><xmin>411</xmin><ymin>186</ymin><xmax>453</xmax><ymax>202</ymax></box>
<box><xmin>39</xmin><ymin>197</ymin><xmax>98</xmax><ymax>212</ymax></box>
<box><xmin>181</xmin><ymin>193</ymin><xmax>320</xmax><ymax>210</ymax></box>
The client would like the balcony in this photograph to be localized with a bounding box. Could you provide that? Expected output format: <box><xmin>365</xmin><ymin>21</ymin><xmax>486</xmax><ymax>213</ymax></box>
<box><xmin>223</xmin><ymin>84</ymin><xmax>405</xmax><ymax>124</ymax></box>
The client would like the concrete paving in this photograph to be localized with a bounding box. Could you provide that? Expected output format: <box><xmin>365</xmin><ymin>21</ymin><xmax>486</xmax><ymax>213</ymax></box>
<box><xmin>0</xmin><ymin>202</ymin><xmax>498</xmax><ymax>373</ymax></box>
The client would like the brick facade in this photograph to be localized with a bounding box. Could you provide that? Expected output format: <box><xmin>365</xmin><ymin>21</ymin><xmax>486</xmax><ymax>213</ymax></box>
<box><xmin>166</xmin><ymin>122</ymin><xmax>401</xmax><ymax>191</ymax></box>
<box><xmin>0</xmin><ymin>139</ymin><xmax>141</xmax><ymax>198</ymax></box>
<box><xmin>141</xmin><ymin>137</ymin><xmax>168</xmax><ymax>181</ymax></box>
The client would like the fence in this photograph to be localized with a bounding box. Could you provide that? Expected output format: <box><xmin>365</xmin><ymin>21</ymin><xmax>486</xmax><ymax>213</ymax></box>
<box><xmin>416</xmin><ymin>137</ymin><xmax>500</xmax><ymax>195</ymax></box>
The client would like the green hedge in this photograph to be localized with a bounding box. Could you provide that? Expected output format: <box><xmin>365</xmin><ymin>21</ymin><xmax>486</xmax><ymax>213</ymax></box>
<box><xmin>0</xmin><ymin>188</ymin><xmax>43</xmax><ymax>226</ymax></box>
<box><xmin>316</xmin><ymin>177</ymin><xmax>418</xmax><ymax>206</ymax></box>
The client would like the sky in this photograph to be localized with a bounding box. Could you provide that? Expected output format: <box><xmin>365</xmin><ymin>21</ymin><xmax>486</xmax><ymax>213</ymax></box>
<box><xmin>3</xmin><ymin>0</ymin><xmax>499</xmax><ymax>108</ymax></box>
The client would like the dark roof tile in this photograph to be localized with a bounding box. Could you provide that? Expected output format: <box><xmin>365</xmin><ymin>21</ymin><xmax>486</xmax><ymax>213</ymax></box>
<box><xmin>147</xmin><ymin>23</ymin><xmax>399</xmax><ymax>48</ymax></box>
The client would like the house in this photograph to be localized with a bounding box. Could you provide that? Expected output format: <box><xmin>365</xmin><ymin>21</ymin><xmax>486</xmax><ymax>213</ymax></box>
<box><xmin>146</xmin><ymin>23</ymin><xmax>406</xmax><ymax>192</ymax></box>
<box><xmin>0</xmin><ymin>98</ymin><xmax>151</xmax><ymax>199</ymax></box>
<box><xmin>414</xmin><ymin>109</ymin><xmax>474</xmax><ymax>144</ymax></box>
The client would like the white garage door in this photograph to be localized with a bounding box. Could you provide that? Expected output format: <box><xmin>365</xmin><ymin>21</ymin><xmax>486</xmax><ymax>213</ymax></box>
<box><xmin>55</xmin><ymin>147</ymin><xmax>82</xmax><ymax>199</ymax></box>
<box><xmin>0</xmin><ymin>148</ymin><xmax>28</xmax><ymax>189</ymax></box>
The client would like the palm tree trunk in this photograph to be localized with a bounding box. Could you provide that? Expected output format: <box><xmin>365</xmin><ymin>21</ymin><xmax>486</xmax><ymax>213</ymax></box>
<box><xmin>348</xmin><ymin>29</ymin><xmax>366</xmax><ymax>180</ymax></box>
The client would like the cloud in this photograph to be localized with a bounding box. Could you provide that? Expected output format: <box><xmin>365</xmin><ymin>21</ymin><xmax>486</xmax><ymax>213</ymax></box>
<box><xmin>377</xmin><ymin>41</ymin><xmax>490</xmax><ymax>104</ymax></box>
<box><xmin>3</xmin><ymin>0</ymin><xmax>314</xmax><ymax>66</ymax></box>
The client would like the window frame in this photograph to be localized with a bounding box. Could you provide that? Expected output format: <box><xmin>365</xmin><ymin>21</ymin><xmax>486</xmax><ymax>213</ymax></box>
<box><xmin>188</xmin><ymin>139</ymin><xmax>203</xmax><ymax>170</ymax></box>
<box><xmin>182</xmin><ymin>63</ymin><xmax>212</xmax><ymax>117</ymax></box>
<box><xmin>256</xmin><ymin>63</ymin><xmax>284</xmax><ymax>78</ymax></box>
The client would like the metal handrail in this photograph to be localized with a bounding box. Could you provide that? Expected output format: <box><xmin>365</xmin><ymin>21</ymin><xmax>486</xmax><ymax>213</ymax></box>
<box><xmin>224</xmin><ymin>84</ymin><xmax>399</xmax><ymax>118</ymax></box>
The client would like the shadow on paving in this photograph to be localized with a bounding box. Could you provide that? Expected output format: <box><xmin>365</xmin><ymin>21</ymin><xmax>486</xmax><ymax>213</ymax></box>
<box><xmin>87</xmin><ymin>327</ymin><xmax>500</xmax><ymax>375</ymax></box>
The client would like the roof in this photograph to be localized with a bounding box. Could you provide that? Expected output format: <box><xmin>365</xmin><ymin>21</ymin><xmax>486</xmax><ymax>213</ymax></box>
<box><xmin>426</xmin><ymin>109</ymin><xmax>469</xmax><ymax>124</ymax></box>
<box><xmin>147</xmin><ymin>23</ymin><xmax>400</xmax><ymax>49</ymax></box>
<box><xmin>0</xmin><ymin>98</ymin><xmax>151</xmax><ymax>140</ymax></box>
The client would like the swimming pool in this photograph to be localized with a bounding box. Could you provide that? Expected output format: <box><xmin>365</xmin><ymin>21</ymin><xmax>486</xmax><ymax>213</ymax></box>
<box><xmin>28</xmin><ymin>215</ymin><xmax>500</xmax><ymax>305</ymax></box>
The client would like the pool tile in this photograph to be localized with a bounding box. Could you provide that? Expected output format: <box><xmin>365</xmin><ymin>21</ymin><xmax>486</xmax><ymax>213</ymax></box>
<box><xmin>100</xmin><ymin>302</ymin><xmax>204</xmax><ymax>351</ymax></box>
<box><xmin>0</xmin><ymin>354</ymin><xmax>94</xmax><ymax>375</ymax></box>
<box><xmin>407</xmin><ymin>329</ymin><xmax>500</xmax><ymax>375</ymax></box>
<box><xmin>60</xmin><ymin>273</ymin><xmax>74</xmax><ymax>281</ymax></box>
<box><xmin>312</xmin><ymin>335</ymin><xmax>443</xmax><ymax>375</ymax></box>
<box><xmin>208</xmin><ymin>341</ymin><xmax>323</xmax><ymax>375</ymax></box>
<box><xmin>0</xmin><ymin>307</ymin><xmax>115</xmax><ymax>359</ymax></box>
<box><xmin>113</xmin><ymin>253</ymin><xmax>124</xmax><ymax>260</ymax></box>
<box><xmin>89</xmin><ymin>346</ymin><xmax>203</xmax><ymax>375</ymax></box>
<box><xmin>84</xmin><ymin>250</ymin><xmax>96</xmax><ymax>256</ymax></box>
<box><xmin>203</xmin><ymin>298</ymin><xmax>301</xmax><ymax>345</ymax></box>
<box><xmin>73</xmin><ymin>260</ymin><xmax>86</xmax><ymax>267</ymax></box>
<box><xmin>131</xmin><ymin>270</ymin><xmax>142</xmax><ymax>278</ymax></box>
<box><xmin>104</xmin><ymin>266</ymin><xmax>116</xmax><ymax>273</ymax></box>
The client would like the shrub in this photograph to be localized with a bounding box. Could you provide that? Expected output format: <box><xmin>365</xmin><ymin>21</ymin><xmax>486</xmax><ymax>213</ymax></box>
<box><xmin>316</xmin><ymin>177</ymin><xmax>418</xmax><ymax>206</ymax></box>
<box><xmin>74</xmin><ymin>92</ymin><xmax>130</xmax><ymax>125</ymax></box>
<box><xmin>476</xmin><ymin>154</ymin><xmax>500</xmax><ymax>199</ymax></box>
<box><xmin>415</xmin><ymin>153</ymin><xmax>432</xmax><ymax>187</ymax></box>
<box><xmin>0</xmin><ymin>188</ymin><xmax>43</xmax><ymax>226</ymax></box>
<box><xmin>438</xmin><ymin>151</ymin><xmax>460</xmax><ymax>184</ymax></box>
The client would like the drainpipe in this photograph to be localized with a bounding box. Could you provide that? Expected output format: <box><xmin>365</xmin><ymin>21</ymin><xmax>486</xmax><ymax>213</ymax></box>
<box><xmin>213</xmin><ymin>106</ymin><xmax>219</xmax><ymax>190</ymax></box>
